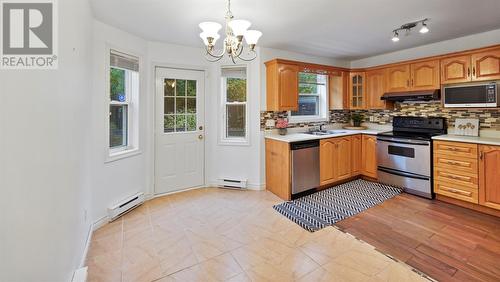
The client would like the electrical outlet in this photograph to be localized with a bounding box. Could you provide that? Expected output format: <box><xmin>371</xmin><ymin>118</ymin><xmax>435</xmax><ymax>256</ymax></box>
<box><xmin>265</xmin><ymin>119</ymin><xmax>275</xmax><ymax>127</ymax></box>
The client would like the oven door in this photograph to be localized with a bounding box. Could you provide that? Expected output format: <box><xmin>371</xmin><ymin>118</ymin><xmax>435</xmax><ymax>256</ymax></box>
<box><xmin>376</xmin><ymin>137</ymin><xmax>431</xmax><ymax>177</ymax></box>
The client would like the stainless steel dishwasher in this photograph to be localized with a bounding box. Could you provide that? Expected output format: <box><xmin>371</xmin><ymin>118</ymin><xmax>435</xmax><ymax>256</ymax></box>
<box><xmin>291</xmin><ymin>140</ymin><xmax>320</xmax><ymax>196</ymax></box>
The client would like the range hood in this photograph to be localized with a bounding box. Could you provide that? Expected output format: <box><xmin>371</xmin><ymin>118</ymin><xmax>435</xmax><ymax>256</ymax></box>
<box><xmin>381</xmin><ymin>89</ymin><xmax>440</xmax><ymax>102</ymax></box>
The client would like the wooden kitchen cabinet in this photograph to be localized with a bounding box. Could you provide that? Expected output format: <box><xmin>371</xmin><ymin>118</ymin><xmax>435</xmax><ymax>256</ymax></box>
<box><xmin>265</xmin><ymin>60</ymin><xmax>299</xmax><ymax>111</ymax></box>
<box><xmin>471</xmin><ymin>48</ymin><xmax>500</xmax><ymax>81</ymax></box>
<box><xmin>320</xmin><ymin>137</ymin><xmax>352</xmax><ymax>185</ymax></box>
<box><xmin>366</xmin><ymin>69</ymin><xmax>388</xmax><ymax>109</ymax></box>
<box><xmin>351</xmin><ymin>134</ymin><xmax>362</xmax><ymax>175</ymax></box>
<box><xmin>329</xmin><ymin>71</ymin><xmax>349</xmax><ymax>110</ymax></box>
<box><xmin>479</xmin><ymin>145</ymin><xmax>500</xmax><ymax>210</ymax></box>
<box><xmin>410</xmin><ymin>60</ymin><xmax>440</xmax><ymax>91</ymax></box>
<box><xmin>361</xmin><ymin>135</ymin><xmax>378</xmax><ymax>179</ymax></box>
<box><xmin>265</xmin><ymin>139</ymin><xmax>291</xmax><ymax>200</ymax></box>
<box><xmin>385</xmin><ymin>64</ymin><xmax>411</xmax><ymax>92</ymax></box>
<box><xmin>441</xmin><ymin>47</ymin><xmax>500</xmax><ymax>84</ymax></box>
<box><xmin>349</xmin><ymin>72</ymin><xmax>365</xmax><ymax>109</ymax></box>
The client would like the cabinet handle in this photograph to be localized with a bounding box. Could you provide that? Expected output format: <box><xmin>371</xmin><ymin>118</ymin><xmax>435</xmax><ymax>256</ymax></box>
<box><xmin>411</xmin><ymin>79</ymin><xmax>414</xmax><ymax>86</ymax></box>
<box><xmin>467</xmin><ymin>67</ymin><xmax>470</xmax><ymax>77</ymax></box>
<box><xmin>480</xmin><ymin>151</ymin><xmax>484</xmax><ymax>160</ymax></box>
<box><xmin>444</xmin><ymin>188</ymin><xmax>472</xmax><ymax>197</ymax></box>
<box><xmin>473</xmin><ymin>67</ymin><xmax>476</xmax><ymax>76</ymax></box>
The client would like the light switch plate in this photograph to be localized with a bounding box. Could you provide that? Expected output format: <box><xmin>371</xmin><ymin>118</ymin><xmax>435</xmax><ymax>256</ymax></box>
<box><xmin>454</xmin><ymin>118</ymin><xmax>479</xmax><ymax>136</ymax></box>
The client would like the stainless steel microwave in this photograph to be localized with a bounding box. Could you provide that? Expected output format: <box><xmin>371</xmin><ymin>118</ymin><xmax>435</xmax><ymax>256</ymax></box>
<box><xmin>443</xmin><ymin>82</ymin><xmax>499</xmax><ymax>108</ymax></box>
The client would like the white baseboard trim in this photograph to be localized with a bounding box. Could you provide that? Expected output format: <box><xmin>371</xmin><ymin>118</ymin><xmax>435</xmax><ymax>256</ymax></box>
<box><xmin>79</xmin><ymin>224</ymin><xmax>93</xmax><ymax>268</ymax></box>
<box><xmin>206</xmin><ymin>181</ymin><xmax>266</xmax><ymax>191</ymax></box>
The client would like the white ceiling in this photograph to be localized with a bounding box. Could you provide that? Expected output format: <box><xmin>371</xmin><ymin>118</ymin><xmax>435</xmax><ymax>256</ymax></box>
<box><xmin>90</xmin><ymin>0</ymin><xmax>500</xmax><ymax>60</ymax></box>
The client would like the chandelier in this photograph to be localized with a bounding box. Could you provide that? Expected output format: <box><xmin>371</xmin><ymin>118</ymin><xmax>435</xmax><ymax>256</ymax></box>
<box><xmin>199</xmin><ymin>0</ymin><xmax>262</xmax><ymax>63</ymax></box>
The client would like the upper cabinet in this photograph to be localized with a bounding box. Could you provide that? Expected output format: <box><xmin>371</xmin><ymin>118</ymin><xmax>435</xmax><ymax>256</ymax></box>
<box><xmin>329</xmin><ymin>71</ymin><xmax>349</xmax><ymax>110</ymax></box>
<box><xmin>349</xmin><ymin>72</ymin><xmax>365</xmax><ymax>109</ymax></box>
<box><xmin>265</xmin><ymin>60</ymin><xmax>299</xmax><ymax>111</ymax></box>
<box><xmin>471</xmin><ymin>49</ymin><xmax>500</xmax><ymax>81</ymax></box>
<box><xmin>366</xmin><ymin>69</ymin><xmax>388</xmax><ymax>109</ymax></box>
<box><xmin>441</xmin><ymin>47</ymin><xmax>500</xmax><ymax>84</ymax></box>
<box><xmin>410</xmin><ymin>60</ymin><xmax>440</xmax><ymax>91</ymax></box>
<box><xmin>385</xmin><ymin>64</ymin><xmax>411</xmax><ymax>92</ymax></box>
<box><xmin>440</xmin><ymin>55</ymin><xmax>472</xmax><ymax>84</ymax></box>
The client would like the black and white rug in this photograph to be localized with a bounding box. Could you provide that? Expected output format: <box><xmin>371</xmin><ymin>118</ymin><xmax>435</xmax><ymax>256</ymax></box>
<box><xmin>273</xmin><ymin>179</ymin><xmax>402</xmax><ymax>232</ymax></box>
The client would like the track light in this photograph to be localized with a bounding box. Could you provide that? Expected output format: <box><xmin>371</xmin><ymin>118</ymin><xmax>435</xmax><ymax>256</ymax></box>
<box><xmin>391</xmin><ymin>18</ymin><xmax>429</xmax><ymax>42</ymax></box>
<box><xmin>419</xmin><ymin>22</ymin><xmax>429</xmax><ymax>34</ymax></box>
<box><xmin>392</xmin><ymin>31</ymin><xmax>399</xmax><ymax>42</ymax></box>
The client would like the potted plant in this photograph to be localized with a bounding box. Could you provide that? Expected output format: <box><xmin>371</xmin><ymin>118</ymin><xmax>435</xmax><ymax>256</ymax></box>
<box><xmin>276</xmin><ymin>119</ymin><xmax>289</xmax><ymax>135</ymax></box>
<box><xmin>350</xmin><ymin>113</ymin><xmax>364</xmax><ymax>127</ymax></box>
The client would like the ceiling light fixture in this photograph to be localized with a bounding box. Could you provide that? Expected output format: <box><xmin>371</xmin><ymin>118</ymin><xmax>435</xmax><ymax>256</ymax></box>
<box><xmin>199</xmin><ymin>0</ymin><xmax>262</xmax><ymax>63</ymax></box>
<box><xmin>391</xmin><ymin>18</ymin><xmax>429</xmax><ymax>42</ymax></box>
<box><xmin>392</xmin><ymin>31</ymin><xmax>400</xmax><ymax>42</ymax></box>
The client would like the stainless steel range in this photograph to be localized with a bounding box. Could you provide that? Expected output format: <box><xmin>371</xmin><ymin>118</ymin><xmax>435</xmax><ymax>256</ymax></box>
<box><xmin>376</xmin><ymin>117</ymin><xmax>447</xmax><ymax>199</ymax></box>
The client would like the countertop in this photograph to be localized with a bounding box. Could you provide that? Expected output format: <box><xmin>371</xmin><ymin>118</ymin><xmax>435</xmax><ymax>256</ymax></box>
<box><xmin>265</xmin><ymin>129</ymin><xmax>388</xmax><ymax>143</ymax></box>
<box><xmin>432</xmin><ymin>134</ymin><xmax>500</xmax><ymax>146</ymax></box>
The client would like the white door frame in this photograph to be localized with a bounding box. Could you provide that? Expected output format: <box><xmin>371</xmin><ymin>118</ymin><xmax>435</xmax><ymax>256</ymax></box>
<box><xmin>151</xmin><ymin>63</ymin><xmax>209</xmax><ymax>197</ymax></box>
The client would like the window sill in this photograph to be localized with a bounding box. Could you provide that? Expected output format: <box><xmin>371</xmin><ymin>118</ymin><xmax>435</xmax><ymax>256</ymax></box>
<box><xmin>288</xmin><ymin>116</ymin><xmax>329</xmax><ymax>124</ymax></box>
<box><xmin>105</xmin><ymin>148</ymin><xmax>142</xmax><ymax>163</ymax></box>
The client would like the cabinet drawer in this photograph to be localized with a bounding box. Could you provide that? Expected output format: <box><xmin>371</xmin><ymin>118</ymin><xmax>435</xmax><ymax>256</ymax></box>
<box><xmin>434</xmin><ymin>141</ymin><xmax>478</xmax><ymax>158</ymax></box>
<box><xmin>434</xmin><ymin>154</ymin><xmax>478</xmax><ymax>174</ymax></box>
<box><xmin>435</xmin><ymin>181</ymin><xmax>478</xmax><ymax>204</ymax></box>
<box><xmin>434</xmin><ymin>168</ymin><xmax>478</xmax><ymax>189</ymax></box>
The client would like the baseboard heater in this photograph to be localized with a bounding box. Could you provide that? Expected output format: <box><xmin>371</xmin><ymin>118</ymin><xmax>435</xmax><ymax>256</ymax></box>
<box><xmin>217</xmin><ymin>178</ymin><xmax>248</xmax><ymax>189</ymax></box>
<box><xmin>108</xmin><ymin>192</ymin><xmax>145</xmax><ymax>221</ymax></box>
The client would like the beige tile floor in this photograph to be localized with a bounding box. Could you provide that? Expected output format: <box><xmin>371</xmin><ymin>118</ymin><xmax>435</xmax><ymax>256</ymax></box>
<box><xmin>86</xmin><ymin>188</ymin><xmax>429</xmax><ymax>282</ymax></box>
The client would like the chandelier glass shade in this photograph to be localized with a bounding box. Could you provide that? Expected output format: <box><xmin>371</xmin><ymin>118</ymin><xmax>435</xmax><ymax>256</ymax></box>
<box><xmin>199</xmin><ymin>0</ymin><xmax>262</xmax><ymax>63</ymax></box>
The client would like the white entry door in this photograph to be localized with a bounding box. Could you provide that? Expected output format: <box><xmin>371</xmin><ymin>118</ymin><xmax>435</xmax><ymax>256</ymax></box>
<box><xmin>155</xmin><ymin>67</ymin><xmax>205</xmax><ymax>195</ymax></box>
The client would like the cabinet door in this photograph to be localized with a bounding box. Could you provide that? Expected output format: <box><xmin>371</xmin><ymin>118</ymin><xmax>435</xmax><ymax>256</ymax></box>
<box><xmin>351</xmin><ymin>135</ymin><xmax>362</xmax><ymax>175</ymax></box>
<box><xmin>265</xmin><ymin>139</ymin><xmax>291</xmax><ymax>200</ymax></box>
<box><xmin>320</xmin><ymin>139</ymin><xmax>336</xmax><ymax>185</ymax></box>
<box><xmin>366</xmin><ymin>69</ymin><xmax>386</xmax><ymax>109</ymax></box>
<box><xmin>471</xmin><ymin>49</ymin><xmax>500</xmax><ymax>81</ymax></box>
<box><xmin>440</xmin><ymin>55</ymin><xmax>471</xmax><ymax>84</ymax></box>
<box><xmin>334</xmin><ymin>137</ymin><xmax>352</xmax><ymax>181</ymax></box>
<box><xmin>410</xmin><ymin>60</ymin><xmax>440</xmax><ymax>91</ymax></box>
<box><xmin>479</xmin><ymin>145</ymin><xmax>500</xmax><ymax>210</ymax></box>
<box><xmin>385</xmin><ymin>64</ymin><xmax>411</xmax><ymax>92</ymax></box>
<box><xmin>362</xmin><ymin>135</ymin><xmax>378</xmax><ymax>179</ymax></box>
<box><xmin>349</xmin><ymin>72</ymin><xmax>365</xmax><ymax>109</ymax></box>
<box><xmin>278</xmin><ymin>63</ymin><xmax>299</xmax><ymax>110</ymax></box>
<box><xmin>329</xmin><ymin>71</ymin><xmax>349</xmax><ymax>110</ymax></box>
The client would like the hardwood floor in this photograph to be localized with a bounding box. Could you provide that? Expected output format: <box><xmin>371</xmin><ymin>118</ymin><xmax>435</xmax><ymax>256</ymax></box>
<box><xmin>336</xmin><ymin>193</ymin><xmax>500</xmax><ymax>282</ymax></box>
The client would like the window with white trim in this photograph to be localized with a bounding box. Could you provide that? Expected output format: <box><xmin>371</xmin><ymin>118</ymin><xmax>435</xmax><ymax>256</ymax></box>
<box><xmin>289</xmin><ymin>72</ymin><xmax>328</xmax><ymax>123</ymax></box>
<box><xmin>109</xmin><ymin>50</ymin><xmax>139</xmax><ymax>154</ymax></box>
<box><xmin>221</xmin><ymin>66</ymin><xmax>248</xmax><ymax>143</ymax></box>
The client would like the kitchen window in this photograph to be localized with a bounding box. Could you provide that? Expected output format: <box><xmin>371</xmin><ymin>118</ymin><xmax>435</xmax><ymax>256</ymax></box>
<box><xmin>289</xmin><ymin>72</ymin><xmax>328</xmax><ymax>123</ymax></box>
<box><xmin>221</xmin><ymin>66</ymin><xmax>249</xmax><ymax>145</ymax></box>
<box><xmin>108</xmin><ymin>50</ymin><xmax>139</xmax><ymax>157</ymax></box>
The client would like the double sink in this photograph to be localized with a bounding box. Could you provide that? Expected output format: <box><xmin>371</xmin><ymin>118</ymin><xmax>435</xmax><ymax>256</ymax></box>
<box><xmin>305</xmin><ymin>130</ymin><xmax>347</xmax><ymax>136</ymax></box>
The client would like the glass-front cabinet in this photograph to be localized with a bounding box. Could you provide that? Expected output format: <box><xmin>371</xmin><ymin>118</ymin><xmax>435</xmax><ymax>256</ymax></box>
<box><xmin>349</xmin><ymin>72</ymin><xmax>365</xmax><ymax>109</ymax></box>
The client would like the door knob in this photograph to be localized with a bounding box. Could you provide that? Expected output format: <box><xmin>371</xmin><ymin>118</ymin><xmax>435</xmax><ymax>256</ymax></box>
<box><xmin>199</xmin><ymin>126</ymin><xmax>203</xmax><ymax>130</ymax></box>
<box><xmin>198</xmin><ymin>134</ymin><xmax>203</xmax><ymax>140</ymax></box>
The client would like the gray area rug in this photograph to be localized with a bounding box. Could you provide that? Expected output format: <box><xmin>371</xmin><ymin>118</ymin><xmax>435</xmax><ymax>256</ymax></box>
<box><xmin>273</xmin><ymin>179</ymin><xmax>403</xmax><ymax>232</ymax></box>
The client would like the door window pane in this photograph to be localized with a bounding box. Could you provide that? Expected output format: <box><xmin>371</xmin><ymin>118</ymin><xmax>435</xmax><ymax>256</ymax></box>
<box><xmin>164</xmin><ymin>79</ymin><xmax>175</xmax><ymax>96</ymax></box>
<box><xmin>176</xmin><ymin>97</ymin><xmax>186</xmax><ymax>113</ymax></box>
<box><xmin>110</xmin><ymin>105</ymin><xmax>127</xmax><ymax>147</ymax></box>
<box><xmin>176</xmin><ymin>80</ymin><xmax>186</xmax><ymax>96</ymax></box>
<box><xmin>110</xmin><ymin>68</ymin><xmax>126</xmax><ymax>101</ymax></box>
<box><xmin>186</xmin><ymin>98</ymin><xmax>196</xmax><ymax>114</ymax></box>
<box><xmin>226</xmin><ymin>104</ymin><xmax>245</xmax><ymax>137</ymax></box>
<box><xmin>164</xmin><ymin>115</ymin><xmax>175</xmax><ymax>133</ymax></box>
<box><xmin>176</xmin><ymin>115</ymin><xmax>186</xmax><ymax>132</ymax></box>
<box><xmin>186</xmin><ymin>114</ymin><xmax>196</xmax><ymax>131</ymax></box>
<box><xmin>187</xmin><ymin>80</ymin><xmax>196</xmax><ymax>96</ymax></box>
<box><xmin>164</xmin><ymin>97</ymin><xmax>174</xmax><ymax>114</ymax></box>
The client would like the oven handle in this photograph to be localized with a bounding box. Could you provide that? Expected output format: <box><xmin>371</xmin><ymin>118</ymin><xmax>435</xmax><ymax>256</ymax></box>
<box><xmin>377</xmin><ymin>137</ymin><xmax>430</xmax><ymax>146</ymax></box>
<box><xmin>378</xmin><ymin>166</ymin><xmax>430</xmax><ymax>180</ymax></box>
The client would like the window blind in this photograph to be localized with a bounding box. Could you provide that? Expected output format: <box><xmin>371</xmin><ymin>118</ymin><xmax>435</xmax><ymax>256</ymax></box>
<box><xmin>110</xmin><ymin>50</ymin><xmax>139</xmax><ymax>72</ymax></box>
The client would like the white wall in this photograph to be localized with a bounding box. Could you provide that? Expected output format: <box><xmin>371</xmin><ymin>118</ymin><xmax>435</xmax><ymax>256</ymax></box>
<box><xmin>351</xmin><ymin>28</ymin><xmax>500</xmax><ymax>68</ymax></box>
<box><xmin>89</xmin><ymin>21</ymin><xmax>149</xmax><ymax>222</ymax></box>
<box><xmin>0</xmin><ymin>0</ymin><xmax>93</xmax><ymax>281</ymax></box>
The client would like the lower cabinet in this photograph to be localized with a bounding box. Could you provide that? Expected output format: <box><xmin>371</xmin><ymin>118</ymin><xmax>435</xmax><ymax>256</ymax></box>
<box><xmin>265</xmin><ymin>138</ymin><xmax>291</xmax><ymax>200</ymax></box>
<box><xmin>320</xmin><ymin>137</ymin><xmax>352</xmax><ymax>186</ymax></box>
<box><xmin>351</xmin><ymin>134</ymin><xmax>362</xmax><ymax>175</ymax></box>
<box><xmin>361</xmin><ymin>135</ymin><xmax>378</xmax><ymax>178</ymax></box>
<box><xmin>479</xmin><ymin>145</ymin><xmax>500</xmax><ymax>210</ymax></box>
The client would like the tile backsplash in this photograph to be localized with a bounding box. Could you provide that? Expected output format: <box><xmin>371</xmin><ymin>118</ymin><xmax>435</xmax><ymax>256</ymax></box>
<box><xmin>261</xmin><ymin>101</ymin><xmax>500</xmax><ymax>130</ymax></box>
